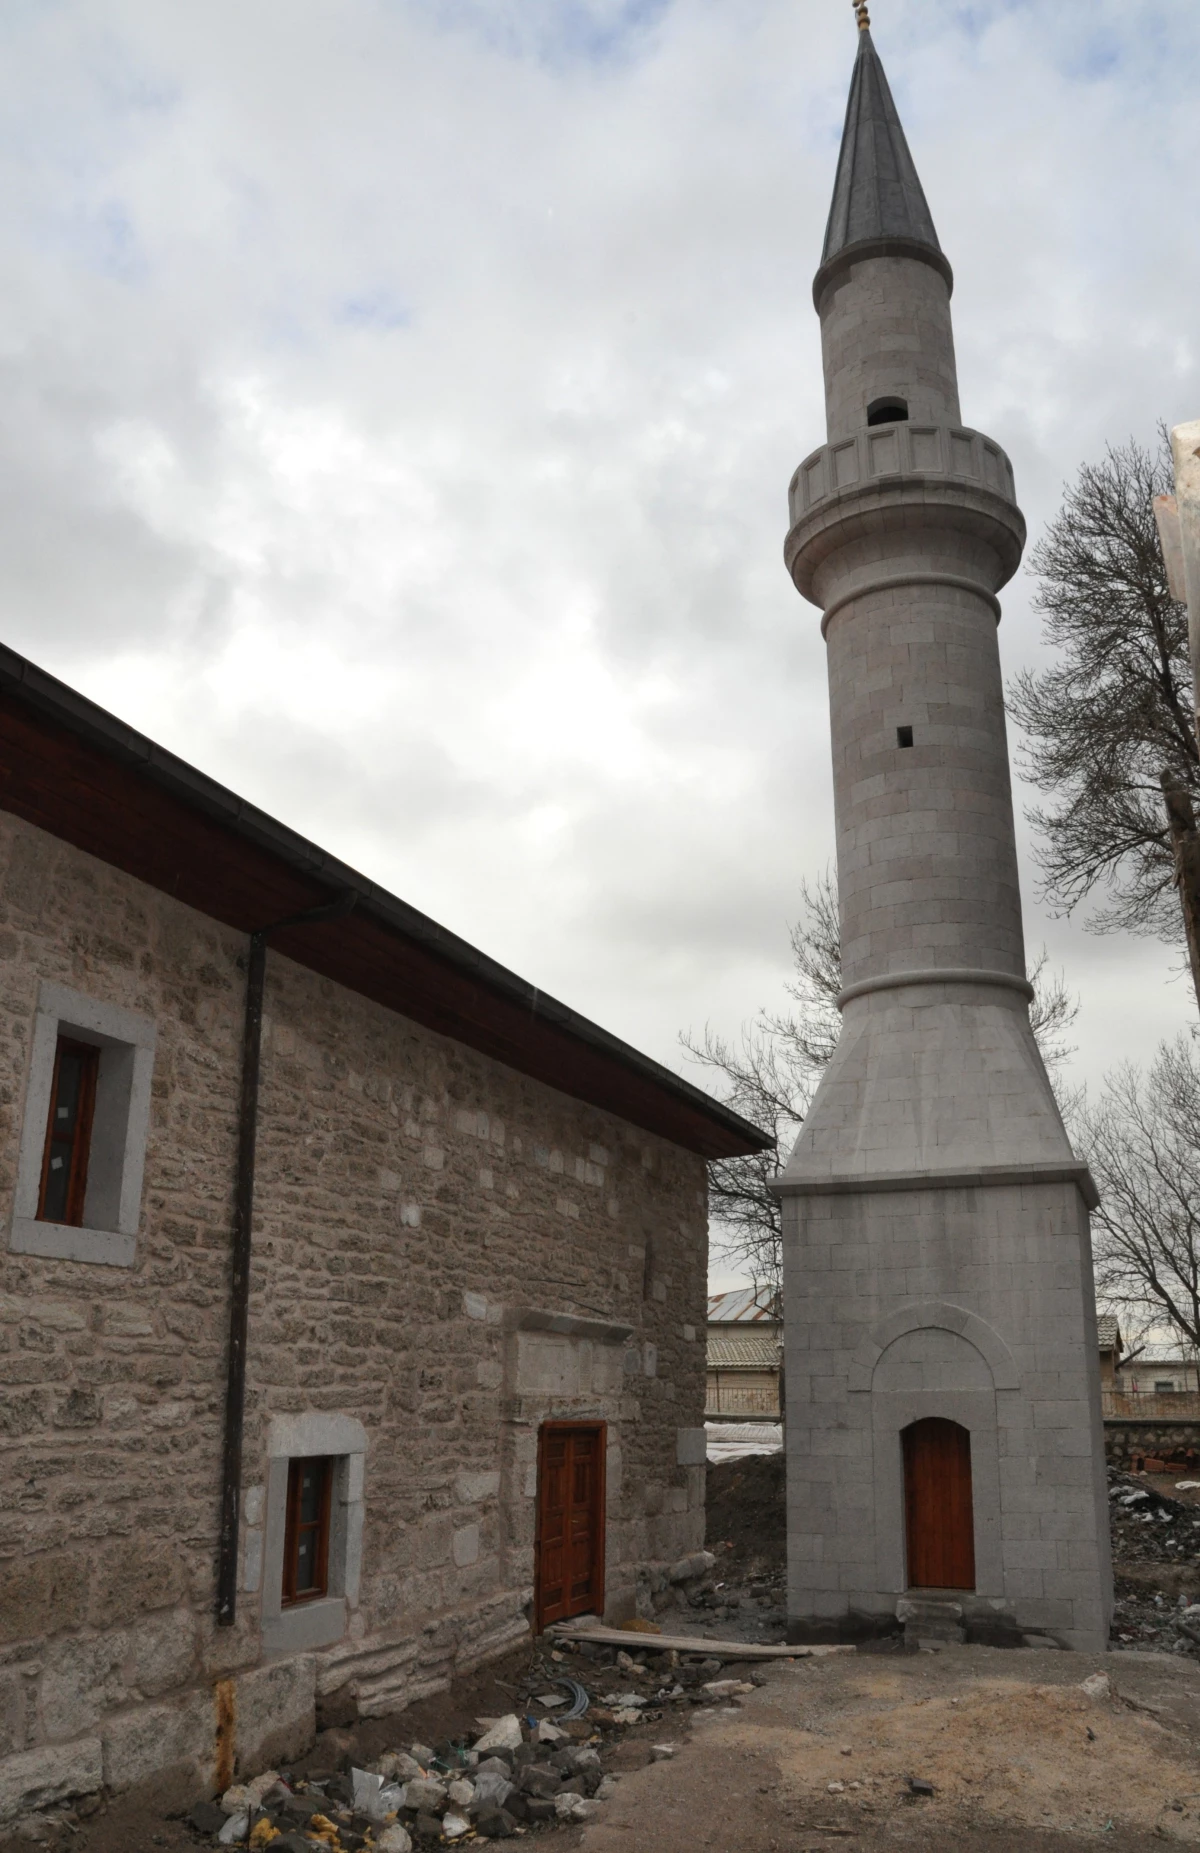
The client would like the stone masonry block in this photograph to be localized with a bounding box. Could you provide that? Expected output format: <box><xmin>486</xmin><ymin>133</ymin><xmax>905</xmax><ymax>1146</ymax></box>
<box><xmin>0</xmin><ymin>1739</ymin><xmax>102</xmax><ymax>1827</ymax></box>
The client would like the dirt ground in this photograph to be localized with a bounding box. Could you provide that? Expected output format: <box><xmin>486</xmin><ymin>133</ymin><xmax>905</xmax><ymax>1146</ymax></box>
<box><xmin>577</xmin><ymin>1645</ymin><xmax>1200</xmax><ymax>1852</ymax></box>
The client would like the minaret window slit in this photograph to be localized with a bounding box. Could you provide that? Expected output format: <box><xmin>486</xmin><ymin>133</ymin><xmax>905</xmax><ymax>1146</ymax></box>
<box><xmin>868</xmin><ymin>398</ymin><xmax>908</xmax><ymax>427</ymax></box>
<box><xmin>897</xmin><ymin>726</ymin><xmax>913</xmax><ymax>748</ymax></box>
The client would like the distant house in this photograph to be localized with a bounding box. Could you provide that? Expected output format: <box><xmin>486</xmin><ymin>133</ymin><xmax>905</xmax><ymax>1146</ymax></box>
<box><xmin>1115</xmin><ymin>1350</ymin><xmax>1200</xmax><ymax>1395</ymax></box>
<box><xmin>706</xmin><ymin>1287</ymin><xmax>782</xmax><ymax>1419</ymax></box>
<box><xmin>1097</xmin><ymin>1314</ymin><xmax>1123</xmax><ymax>1388</ymax></box>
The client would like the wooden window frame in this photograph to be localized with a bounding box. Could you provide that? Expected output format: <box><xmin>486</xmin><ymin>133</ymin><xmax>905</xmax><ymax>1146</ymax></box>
<box><xmin>281</xmin><ymin>1456</ymin><xmax>333</xmax><ymax>1607</ymax></box>
<box><xmin>36</xmin><ymin>1036</ymin><xmax>100</xmax><ymax>1227</ymax></box>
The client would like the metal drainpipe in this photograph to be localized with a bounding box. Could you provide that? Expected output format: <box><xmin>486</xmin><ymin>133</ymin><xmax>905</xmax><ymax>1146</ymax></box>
<box><xmin>216</xmin><ymin>891</ymin><xmax>357</xmax><ymax>1627</ymax></box>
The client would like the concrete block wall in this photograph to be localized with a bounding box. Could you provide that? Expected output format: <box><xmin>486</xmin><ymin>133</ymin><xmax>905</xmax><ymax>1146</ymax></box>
<box><xmin>0</xmin><ymin>809</ymin><xmax>708</xmax><ymax>1823</ymax></box>
<box><xmin>825</xmin><ymin>580</ymin><xmax>1027</xmax><ymax>989</ymax></box>
<box><xmin>818</xmin><ymin>253</ymin><xmax>961</xmax><ymax>444</ymax></box>
<box><xmin>782</xmin><ymin>1177</ymin><xmax>1112</xmax><ymax>1649</ymax></box>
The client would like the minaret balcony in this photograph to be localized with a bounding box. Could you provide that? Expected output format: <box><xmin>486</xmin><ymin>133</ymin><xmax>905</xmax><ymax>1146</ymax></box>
<box><xmin>785</xmin><ymin>422</ymin><xmax>1026</xmax><ymax>615</ymax></box>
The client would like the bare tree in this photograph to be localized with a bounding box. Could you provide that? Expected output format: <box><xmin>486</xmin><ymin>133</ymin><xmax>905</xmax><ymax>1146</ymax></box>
<box><xmin>1009</xmin><ymin>433</ymin><xmax>1198</xmax><ymax>939</ymax></box>
<box><xmin>684</xmin><ymin>870</ymin><xmax>1078</xmax><ymax>1294</ymax></box>
<box><xmin>1075</xmin><ymin>1038</ymin><xmax>1200</xmax><ymax>1352</ymax></box>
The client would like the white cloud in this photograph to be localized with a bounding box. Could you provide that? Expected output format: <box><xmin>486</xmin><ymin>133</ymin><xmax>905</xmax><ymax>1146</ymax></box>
<box><xmin>0</xmin><ymin>0</ymin><xmax>1196</xmax><ymax>1297</ymax></box>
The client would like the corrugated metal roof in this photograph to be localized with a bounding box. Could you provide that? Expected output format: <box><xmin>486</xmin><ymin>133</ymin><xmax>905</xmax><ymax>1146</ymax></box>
<box><xmin>707</xmin><ymin>1287</ymin><xmax>780</xmax><ymax>1324</ymax></box>
<box><xmin>707</xmin><ymin>1330</ymin><xmax>782</xmax><ymax>1369</ymax></box>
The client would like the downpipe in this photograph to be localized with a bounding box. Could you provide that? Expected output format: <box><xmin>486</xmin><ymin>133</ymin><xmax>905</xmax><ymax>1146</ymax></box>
<box><xmin>215</xmin><ymin>891</ymin><xmax>357</xmax><ymax>1627</ymax></box>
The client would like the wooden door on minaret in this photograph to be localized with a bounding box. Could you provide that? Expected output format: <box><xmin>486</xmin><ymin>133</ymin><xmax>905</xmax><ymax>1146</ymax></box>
<box><xmin>534</xmin><ymin>1423</ymin><xmax>606</xmax><ymax>1632</ymax></box>
<box><xmin>903</xmin><ymin>1418</ymin><xmax>975</xmax><ymax>1590</ymax></box>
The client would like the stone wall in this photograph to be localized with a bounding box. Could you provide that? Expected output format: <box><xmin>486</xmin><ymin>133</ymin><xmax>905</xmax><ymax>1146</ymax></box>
<box><xmin>0</xmin><ymin>810</ymin><xmax>709</xmax><ymax>1823</ymax></box>
<box><xmin>1103</xmin><ymin>1421</ymin><xmax>1200</xmax><ymax>1469</ymax></box>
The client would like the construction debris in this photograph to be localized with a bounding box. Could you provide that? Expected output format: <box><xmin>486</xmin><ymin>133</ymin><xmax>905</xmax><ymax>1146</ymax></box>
<box><xmin>1108</xmin><ymin>1468</ymin><xmax>1200</xmax><ymax>1655</ymax></box>
<box><xmin>189</xmin><ymin>1634</ymin><xmax>774</xmax><ymax>1849</ymax></box>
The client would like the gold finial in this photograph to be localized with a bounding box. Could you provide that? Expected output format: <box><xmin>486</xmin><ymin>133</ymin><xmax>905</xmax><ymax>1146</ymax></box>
<box><xmin>854</xmin><ymin>0</ymin><xmax>870</xmax><ymax>27</ymax></box>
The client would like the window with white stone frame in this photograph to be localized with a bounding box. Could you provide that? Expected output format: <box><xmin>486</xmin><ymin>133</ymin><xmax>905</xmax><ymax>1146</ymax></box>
<box><xmin>9</xmin><ymin>981</ymin><xmax>156</xmax><ymax>1268</ymax></box>
<box><xmin>255</xmin><ymin>1413</ymin><xmax>366</xmax><ymax>1658</ymax></box>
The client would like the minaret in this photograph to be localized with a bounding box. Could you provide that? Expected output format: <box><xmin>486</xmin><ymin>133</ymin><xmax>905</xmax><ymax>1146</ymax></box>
<box><xmin>776</xmin><ymin>10</ymin><xmax>1111</xmax><ymax>1651</ymax></box>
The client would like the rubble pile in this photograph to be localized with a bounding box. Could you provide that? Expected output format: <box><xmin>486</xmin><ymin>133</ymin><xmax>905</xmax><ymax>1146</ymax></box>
<box><xmin>190</xmin><ymin>1640</ymin><xmax>760</xmax><ymax>1850</ymax></box>
<box><xmin>700</xmin><ymin>1452</ymin><xmax>788</xmax><ymax>1640</ymax></box>
<box><xmin>636</xmin><ymin>1545</ymin><xmax>786</xmax><ymax>1642</ymax></box>
<box><xmin>1108</xmin><ymin>1468</ymin><xmax>1200</xmax><ymax>1656</ymax></box>
<box><xmin>1109</xmin><ymin>1470</ymin><xmax>1200</xmax><ymax>1567</ymax></box>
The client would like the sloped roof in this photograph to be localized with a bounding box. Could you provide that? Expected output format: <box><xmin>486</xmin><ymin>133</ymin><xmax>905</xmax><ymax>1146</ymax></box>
<box><xmin>707</xmin><ymin>1287</ymin><xmax>780</xmax><ymax>1324</ymax></box>
<box><xmin>0</xmin><ymin>645</ymin><xmax>772</xmax><ymax>1162</ymax></box>
<box><xmin>819</xmin><ymin>28</ymin><xmax>947</xmax><ymax>289</ymax></box>
<box><xmin>707</xmin><ymin>1330</ymin><xmax>782</xmax><ymax>1370</ymax></box>
<box><xmin>1097</xmin><ymin>1315</ymin><xmax>1122</xmax><ymax>1352</ymax></box>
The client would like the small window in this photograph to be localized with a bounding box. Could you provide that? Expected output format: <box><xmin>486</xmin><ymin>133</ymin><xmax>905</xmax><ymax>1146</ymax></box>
<box><xmin>38</xmin><ymin>1037</ymin><xmax>99</xmax><ymax>1226</ymax></box>
<box><xmin>282</xmin><ymin>1457</ymin><xmax>333</xmax><ymax>1605</ymax></box>
<box><xmin>897</xmin><ymin>726</ymin><xmax>914</xmax><ymax>748</ymax></box>
<box><xmin>1155</xmin><ymin>1380</ymin><xmax>1176</xmax><ymax>1393</ymax></box>
<box><xmin>11</xmin><ymin>981</ymin><xmax>157</xmax><ymax>1268</ymax></box>
<box><xmin>868</xmin><ymin>397</ymin><xmax>909</xmax><ymax>427</ymax></box>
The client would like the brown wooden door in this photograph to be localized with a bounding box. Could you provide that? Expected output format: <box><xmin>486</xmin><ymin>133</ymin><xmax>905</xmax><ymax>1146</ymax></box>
<box><xmin>903</xmin><ymin>1418</ymin><xmax>975</xmax><ymax>1590</ymax></box>
<box><xmin>535</xmin><ymin>1423</ymin><xmax>606</xmax><ymax>1632</ymax></box>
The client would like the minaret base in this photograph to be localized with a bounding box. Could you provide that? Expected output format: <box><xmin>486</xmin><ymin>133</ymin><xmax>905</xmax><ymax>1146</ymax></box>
<box><xmin>777</xmin><ymin>1164</ymin><xmax>1112</xmax><ymax>1652</ymax></box>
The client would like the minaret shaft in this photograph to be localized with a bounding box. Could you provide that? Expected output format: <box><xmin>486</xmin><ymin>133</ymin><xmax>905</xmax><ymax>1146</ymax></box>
<box><xmin>820</xmin><ymin>255</ymin><xmax>961</xmax><ymax>443</ymax></box>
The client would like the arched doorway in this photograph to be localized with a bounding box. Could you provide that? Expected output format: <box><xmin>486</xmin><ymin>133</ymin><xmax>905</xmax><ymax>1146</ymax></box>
<box><xmin>902</xmin><ymin>1418</ymin><xmax>975</xmax><ymax>1590</ymax></box>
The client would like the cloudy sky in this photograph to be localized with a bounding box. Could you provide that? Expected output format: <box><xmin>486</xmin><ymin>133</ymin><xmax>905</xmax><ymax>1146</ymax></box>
<box><xmin>0</xmin><ymin>0</ymin><xmax>1197</xmax><ymax>1283</ymax></box>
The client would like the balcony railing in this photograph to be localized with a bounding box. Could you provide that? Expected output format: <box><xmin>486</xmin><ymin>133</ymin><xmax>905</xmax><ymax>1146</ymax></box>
<box><xmin>1102</xmin><ymin>1390</ymin><xmax>1200</xmax><ymax>1420</ymax></box>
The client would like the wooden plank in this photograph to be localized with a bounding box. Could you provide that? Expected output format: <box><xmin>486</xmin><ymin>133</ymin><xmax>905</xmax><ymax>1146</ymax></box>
<box><xmin>548</xmin><ymin>1622</ymin><xmax>855</xmax><ymax>1660</ymax></box>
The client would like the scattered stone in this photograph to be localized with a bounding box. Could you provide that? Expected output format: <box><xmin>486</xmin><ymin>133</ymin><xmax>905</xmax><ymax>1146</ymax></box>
<box><xmin>827</xmin><ymin>1781</ymin><xmax>845</xmax><ymax>1795</ymax></box>
<box><xmin>189</xmin><ymin>1801</ymin><xmax>227</xmax><ymax>1835</ymax></box>
<box><xmin>402</xmin><ymin>1776</ymin><xmax>447</xmax><ymax>1813</ymax></box>
<box><xmin>376</xmin><ymin>1829</ymin><xmax>413</xmax><ymax>1853</ymax></box>
<box><xmin>615</xmin><ymin>1652</ymin><xmax>636</xmax><ymax>1671</ymax></box>
<box><xmin>596</xmin><ymin>1777</ymin><xmax>619</xmax><ymax>1800</ymax></box>
<box><xmin>476</xmin><ymin>1756</ymin><xmax>514</xmax><ymax>1779</ymax></box>
<box><xmin>554</xmin><ymin>1792</ymin><xmax>585</xmax><ymax>1818</ymax></box>
<box><xmin>701</xmin><ymin>1679</ymin><xmax>753</xmax><ymax>1699</ymax></box>
<box><xmin>378</xmin><ymin>1752</ymin><xmax>425</xmax><ymax>1782</ymax></box>
<box><xmin>649</xmin><ymin>1744</ymin><xmax>676</xmax><ymax>1762</ymax></box>
<box><xmin>442</xmin><ymin>1812</ymin><xmax>471</xmax><ymax>1840</ymax></box>
<box><xmin>535</xmin><ymin>1720</ymin><xmax>566</xmax><ymax>1745</ymax></box>
<box><xmin>1080</xmin><ymin>1673</ymin><xmax>1113</xmax><ymax>1701</ymax></box>
<box><xmin>447</xmin><ymin>1777</ymin><xmax>475</xmax><ymax>1808</ymax></box>
<box><xmin>218</xmin><ymin>1812</ymin><xmax>250</xmax><ymax>1843</ymax></box>
<box><xmin>908</xmin><ymin>1777</ymin><xmax>935</xmax><ymax>1797</ymax></box>
<box><xmin>273</xmin><ymin>1836</ymin><xmax>321</xmax><ymax>1853</ymax></box>
<box><xmin>474</xmin><ymin>1806</ymin><xmax>517</xmax><ymax>1839</ymax></box>
<box><xmin>221</xmin><ymin>1785</ymin><xmax>256</xmax><ymax>1816</ymax></box>
<box><xmin>519</xmin><ymin>1765</ymin><xmax>561</xmax><ymax>1800</ymax></box>
<box><xmin>473</xmin><ymin>1715</ymin><xmax>524</xmax><ymax>1755</ymax></box>
<box><xmin>410</xmin><ymin>1743</ymin><xmax>435</xmax><ymax>1766</ymax></box>
<box><xmin>473</xmin><ymin>1770</ymin><xmax>514</xmax><ymax>1811</ymax></box>
<box><xmin>413</xmin><ymin>1813</ymin><xmax>444</xmax><ymax>1843</ymax></box>
<box><xmin>277</xmin><ymin>1793</ymin><xmax>322</xmax><ymax>1824</ymax></box>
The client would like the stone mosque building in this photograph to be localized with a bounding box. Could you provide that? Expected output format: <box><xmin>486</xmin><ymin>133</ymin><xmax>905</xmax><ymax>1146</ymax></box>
<box><xmin>775</xmin><ymin>10</ymin><xmax>1111</xmax><ymax>1650</ymax></box>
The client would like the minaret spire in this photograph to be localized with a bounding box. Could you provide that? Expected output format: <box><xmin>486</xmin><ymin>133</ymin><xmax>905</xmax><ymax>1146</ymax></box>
<box><xmin>821</xmin><ymin>21</ymin><xmax>943</xmax><ymax>278</ymax></box>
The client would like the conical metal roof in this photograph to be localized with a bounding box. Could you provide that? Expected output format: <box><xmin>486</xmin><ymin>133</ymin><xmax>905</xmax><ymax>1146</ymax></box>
<box><xmin>821</xmin><ymin>28</ymin><xmax>942</xmax><ymax>268</ymax></box>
